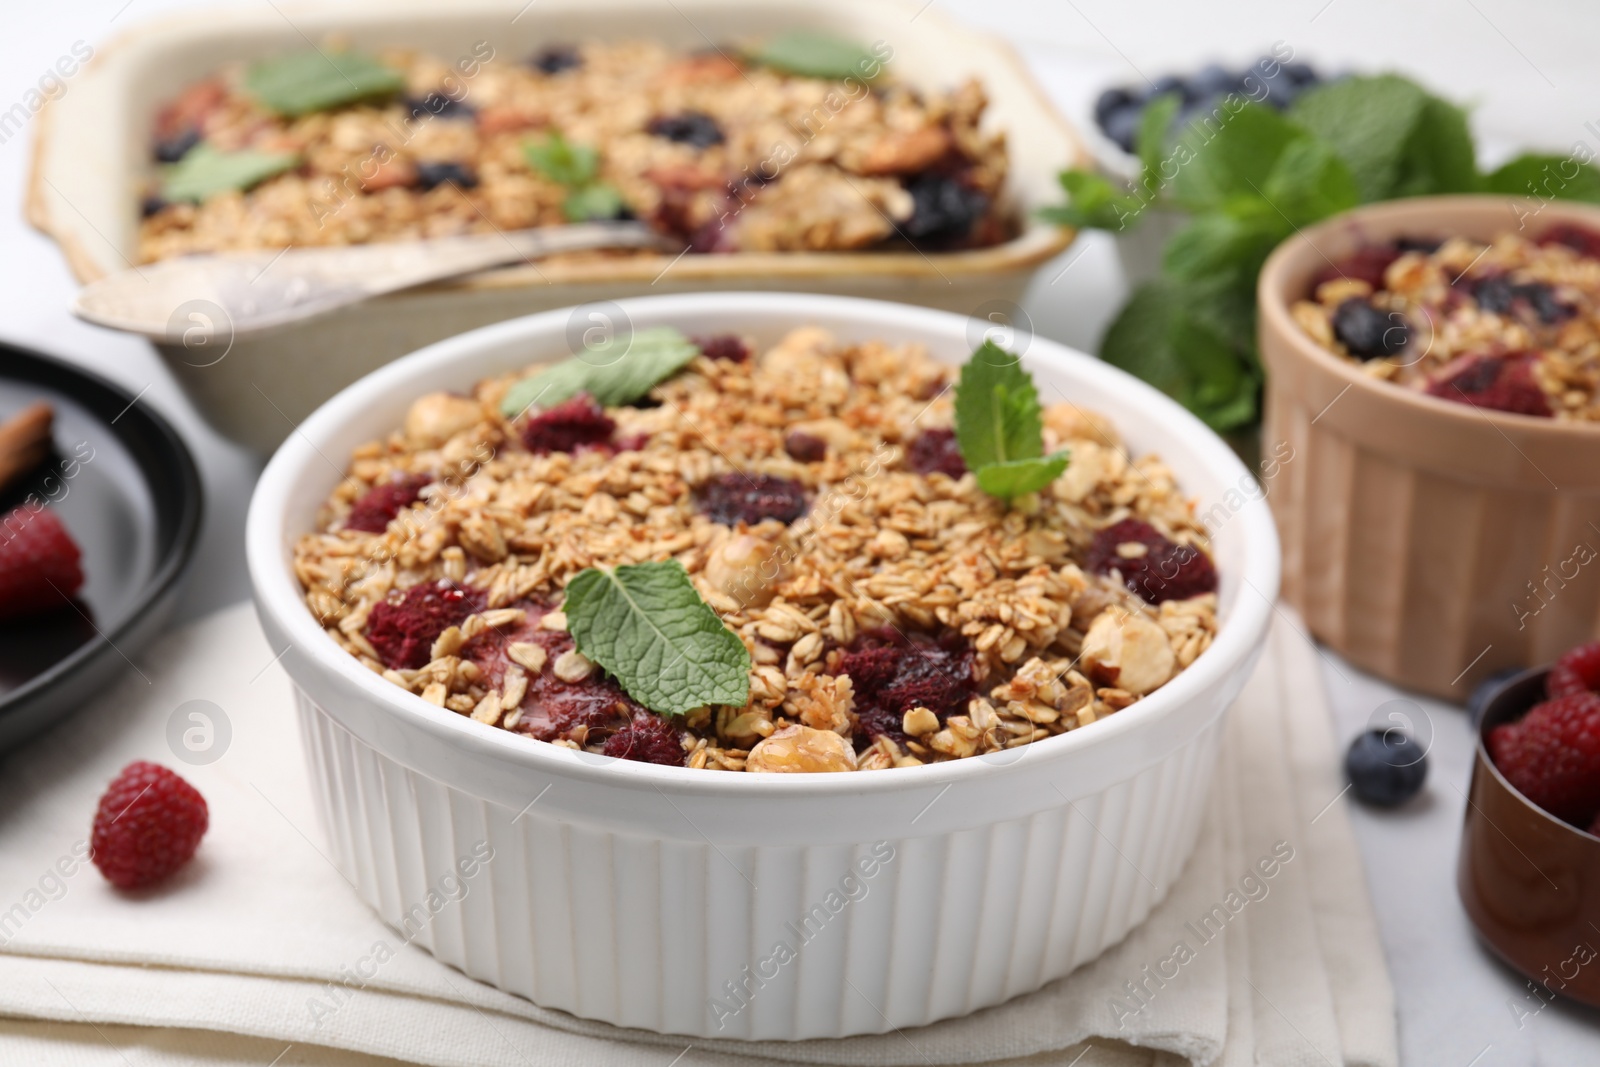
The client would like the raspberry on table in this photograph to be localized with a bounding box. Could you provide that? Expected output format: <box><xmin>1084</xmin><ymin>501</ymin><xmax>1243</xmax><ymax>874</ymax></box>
<box><xmin>344</xmin><ymin>473</ymin><xmax>431</xmax><ymax>533</ymax></box>
<box><xmin>601</xmin><ymin>712</ymin><xmax>688</xmax><ymax>766</ymax></box>
<box><xmin>365</xmin><ymin>579</ymin><xmax>484</xmax><ymax>670</ymax></box>
<box><xmin>90</xmin><ymin>761</ymin><xmax>208</xmax><ymax>889</ymax></box>
<box><xmin>906</xmin><ymin>428</ymin><xmax>967</xmax><ymax>478</ymax></box>
<box><xmin>1424</xmin><ymin>353</ymin><xmax>1552</xmax><ymax>417</ymax></box>
<box><xmin>519</xmin><ymin>393</ymin><xmax>617</xmax><ymax>454</ymax></box>
<box><xmin>695</xmin><ymin>472</ymin><xmax>807</xmax><ymax>526</ymax></box>
<box><xmin>1084</xmin><ymin>518</ymin><xmax>1218</xmax><ymax>604</ymax></box>
<box><xmin>1488</xmin><ymin>692</ymin><xmax>1600</xmax><ymax>826</ymax></box>
<box><xmin>1546</xmin><ymin>640</ymin><xmax>1600</xmax><ymax>699</ymax></box>
<box><xmin>0</xmin><ymin>505</ymin><xmax>84</xmax><ymax>622</ymax></box>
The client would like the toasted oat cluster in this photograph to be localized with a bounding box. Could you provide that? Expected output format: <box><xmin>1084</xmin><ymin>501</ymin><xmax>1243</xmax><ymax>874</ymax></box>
<box><xmin>292</xmin><ymin>329</ymin><xmax>1219</xmax><ymax>772</ymax></box>
<box><xmin>138</xmin><ymin>40</ymin><xmax>1012</xmax><ymax>264</ymax></box>
<box><xmin>1292</xmin><ymin>225</ymin><xmax>1600</xmax><ymax>420</ymax></box>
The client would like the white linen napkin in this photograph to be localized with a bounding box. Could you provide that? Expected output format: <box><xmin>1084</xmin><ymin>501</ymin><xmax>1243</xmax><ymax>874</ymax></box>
<box><xmin>0</xmin><ymin>602</ymin><xmax>1396</xmax><ymax>1067</ymax></box>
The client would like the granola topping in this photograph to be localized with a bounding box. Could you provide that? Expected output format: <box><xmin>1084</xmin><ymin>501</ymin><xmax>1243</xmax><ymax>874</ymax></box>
<box><xmin>292</xmin><ymin>328</ymin><xmax>1220</xmax><ymax>771</ymax></box>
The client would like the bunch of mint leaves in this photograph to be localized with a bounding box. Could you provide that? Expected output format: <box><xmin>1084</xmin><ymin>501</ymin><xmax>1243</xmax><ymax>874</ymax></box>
<box><xmin>1042</xmin><ymin>73</ymin><xmax>1600</xmax><ymax>432</ymax></box>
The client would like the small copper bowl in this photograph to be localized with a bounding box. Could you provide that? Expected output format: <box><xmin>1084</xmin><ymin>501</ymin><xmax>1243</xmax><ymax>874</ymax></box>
<box><xmin>1458</xmin><ymin>668</ymin><xmax>1600</xmax><ymax>1008</ymax></box>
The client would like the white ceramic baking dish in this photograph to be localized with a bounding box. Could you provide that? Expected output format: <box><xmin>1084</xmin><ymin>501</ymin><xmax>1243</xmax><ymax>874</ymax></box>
<box><xmin>246</xmin><ymin>292</ymin><xmax>1278</xmax><ymax>1040</ymax></box>
<box><xmin>30</xmin><ymin>0</ymin><xmax>1083</xmax><ymax>454</ymax></box>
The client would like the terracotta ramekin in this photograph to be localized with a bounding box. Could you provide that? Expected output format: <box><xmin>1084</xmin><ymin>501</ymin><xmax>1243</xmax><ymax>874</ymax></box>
<box><xmin>1458</xmin><ymin>668</ymin><xmax>1600</xmax><ymax>1009</ymax></box>
<box><xmin>1259</xmin><ymin>195</ymin><xmax>1600</xmax><ymax>700</ymax></box>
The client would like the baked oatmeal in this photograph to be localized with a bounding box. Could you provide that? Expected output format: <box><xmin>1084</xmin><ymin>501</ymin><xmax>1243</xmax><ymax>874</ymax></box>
<box><xmin>138</xmin><ymin>35</ymin><xmax>1014</xmax><ymax>264</ymax></box>
<box><xmin>1292</xmin><ymin>224</ymin><xmax>1600</xmax><ymax>420</ymax></box>
<box><xmin>291</xmin><ymin>328</ymin><xmax>1220</xmax><ymax>772</ymax></box>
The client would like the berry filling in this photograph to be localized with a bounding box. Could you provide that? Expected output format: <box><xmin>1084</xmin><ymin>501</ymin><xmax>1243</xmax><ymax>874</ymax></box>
<box><xmin>365</xmin><ymin>579</ymin><xmax>484</xmax><ymax>670</ymax></box>
<box><xmin>1313</xmin><ymin>244</ymin><xmax>1402</xmax><ymax>291</ymax></box>
<box><xmin>529</xmin><ymin>46</ymin><xmax>583</xmax><ymax>75</ymax></box>
<box><xmin>1470</xmin><ymin>276</ymin><xmax>1573</xmax><ymax>324</ymax></box>
<box><xmin>1538</xmin><ymin>222</ymin><xmax>1600</xmax><ymax>260</ymax></box>
<box><xmin>838</xmin><ymin>629</ymin><xmax>976</xmax><ymax>747</ymax></box>
<box><xmin>696</xmin><ymin>472</ymin><xmax>807</xmax><ymax>526</ymax></box>
<box><xmin>906</xmin><ymin>427</ymin><xmax>967</xmax><ymax>478</ymax></box>
<box><xmin>1331</xmin><ymin>298</ymin><xmax>1408</xmax><ymax>360</ymax></box>
<box><xmin>519</xmin><ymin>393</ymin><xmax>618</xmax><ymax>454</ymax></box>
<box><xmin>902</xmin><ymin>173</ymin><xmax>988</xmax><ymax>248</ymax></box>
<box><xmin>647</xmin><ymin>111</ymin><xmax>725</xmax><ymax>149</ymax></box>
<box><xmin>601</xmin><ymin>712</ymin><xmax>689</xmax><ymax>765</ymax></box>
<box><xmin>695</xmin><ymin>334</ymin><xmax>750</xmax><ymax>362</ymax></box>
<box><xmin>1084</xmin><ymin>518</ymin><xmax>1218</xmax><ymax>604</ymax></box>
<box><xmin>414</xmin><ymin>161</ymin><xmax>479</xmax><ymax>190</ymax></box>
<box><xmin>345</xmin><ymin>473</ymin><xmax>431</xmax><ymax>533</ymax></box>
<box><xmin>1424</xmin><ymin>353</ymin><xmax>1552</xmax><ymax>417</ymax></box>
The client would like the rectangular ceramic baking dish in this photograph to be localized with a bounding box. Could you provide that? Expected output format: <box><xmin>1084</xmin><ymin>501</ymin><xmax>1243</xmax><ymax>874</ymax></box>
<box><xmin>28</xmin><ymin>0</ymin><xmax>1084</xmax><ymax>453</ymax></box>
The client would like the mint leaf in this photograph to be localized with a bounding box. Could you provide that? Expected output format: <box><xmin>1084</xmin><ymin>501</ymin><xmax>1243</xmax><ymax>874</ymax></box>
<box><xmin>1169</xmin><ymin>102</ymin><xmax>1301</xmax><ymax>211</ymax></box>
<box><xmin>161</xmin><ymin>143</ymin><xmax>300</xmax><ymax>202</ymax></box>
<box><xmin>1135</xmin><ymin>92</ymin><xmax>1181</xmax><ymax>189</ymax></box>
<box><xmin>1390</xmin><ymin>95</ymin><xmax>1479</xmax><ymax>196</ymax></box>
<box><xmin>564</xmin><ymin>560</ymin><xmax>750</xmax><ymax>718</ymax></box>
<box><xmin>1485</xmin><ymin>153</ymin><xmax>1600</xmax><ymax>202</ymax></box>
<box><xmin>524</xmin><ymin>132</ymin><xmax>599</xmax><ymax>187</ymax></box>
<box><xmin>975</xmin><ymin>453</ymin><xmax>1069</xmax><ymax>498</ymax></box>
<box><xmin>500</xmin><ymin>326</ymin><xmax>701</xmax><ymax>416</ymax></box>
<box><xmin>1259</xmin><ymin>137</ymin><xmax>1359</xmax><ymax>225</ymax></box>
<box><xmin>563</xmin><ymin>183</ymin><xmax>625</xmax><ymax>221</ymax></box>
<box><xmin>1038</xmin><ymin>170</ymin><xmax>1145</xmax><ymax>231</ymax></box>
<box><xmin>954</xmin><ymin>340</ymin><xmax>1044</xmax><ymax>471</ymax></box>
<box><xmin>753</xmin><ymin>31</ymin><xmax>878</xmax><ymax>80</ymax></box>
<box><xmin>245</xmin><ymin>50</ymin><xmax>405</xmax><ymax>116</ymax></box>
<box><xmin>1163</xmin><ymin>212</ymin><xmax>1286</xmax><ymax>284</ymax></box>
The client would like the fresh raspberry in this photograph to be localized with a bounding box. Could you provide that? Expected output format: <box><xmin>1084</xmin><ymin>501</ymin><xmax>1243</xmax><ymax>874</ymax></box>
<box><xmin>1425</xmin><ymin>353</ymin><xmax>1552</xmax><ymax>417</ymax></box>
<box><xmin>1488</xmin><ymin>692</ymin><xmax>1600</xmax><ymax>825</ymax></box>
<box><xmin>365</xmin><ymin>579</ymin><xmax>484</xmax><ymax>670</ymax></box>
<box><xmin>695</xmin><ymin>334</ymin><xmax>750</xmax><ymax>362</ymax></box>
<box><xmin>1539</xmin><ymin>222</ymin><xmax>1600</xmax><ymax>259</ymax></box>
<box><xmin>0</xmin><ymin>505</ymin><xmax>84</xmax><ymax>622</ymax></box>
<box><xmin>696</xmin><ymin>472</ymin><xmax>807</xmax><ymax>526</ymax></box>
<box><xmin>90</xmin><ymin>761</ymin><xmax>208</xmax><ymax>889</ymax></box>
<box><xmin>1311</xmin><ymin>243</ymin><xmax>1402</xmax><ymax>291</ymax></box>
<box><xmin>1548</xmin><ymin>641</ymin><xmax>1600</xmax><ymax>699</ymax></box>
<box><xmin>519</xmin><ymin>393</ymin><xmax>616</xmax><ymax>454</ymax></box>
<box><xmin>906</xmin><ymin>428</ymin><xmax>967</xmax><ymax>478</ymax></box>
<box><xmin>344</xmin><ymin>473</ymin><xmax>431</xmax><ymax>533</ymax></box>
<box><xmin>601</xmin><ymin>712</ymin><xmax>687</xmax><ymax>765</ymax></box>
<box><xmin>1085</xmin><ymin>518</ymin><xmax>1218</xmax><ymax>604</ymax></box>
<box><xmin>839</xmin><ymin>629</ymin><xmax>975</xmax><ymax>746</ymax></box>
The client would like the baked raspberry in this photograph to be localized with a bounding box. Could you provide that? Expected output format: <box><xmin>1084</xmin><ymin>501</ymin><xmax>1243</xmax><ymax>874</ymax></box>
<box><xmin>601</xmin><ymin>711</ymin><xmax>688</xmax><ymax>765</ymax></box>
<box><xmin>695</xmin><ymin>334</ymin><xmax>750</xmax><ymax>362</ymax></box>
<box><xmin>1489</xmin><ymin>692</ymin><xmax>1600</xmax><ymax>825</ymax></box>
<box><xmin>839</xmin><ymin>629</ymin><xmax>975</xmax><ymax>746</ymax></box>
<box><xmin>784</xmin><ymin>430</ymin><xmax>827</xmax><ymax>462</ymax></box>
<box><xmin>1312</xmin><ymin>243</ymin><xmax>1402</xmax><ymax>291</ymax></box>
<box><xmin>344</xmin><ymin>473</ymin><xmax>431</xmax><ymax>533</ymax></box>
<box><xmin>504</xmin><ymin>630</ymin><xmax>645</xmax><ymax>741</ymax></box>
<box><xmin>1539</xmin><ymin>222</ymin><xmax>1600</xmax><ymax>260</ymax></box>
<box><xmin>90</xmin><ymin>761</ymin><xmax>208</xmax><ymax>889</ymax></box>
<box><xmin>906</xmin><ymin>428</ymin><xmax>967</xmax><ymax>478</ymax></box>
<box><xmin>519</xmin><ymin>393</ymin><xmax>616</xmax><ymax>454</ymax></box>
<box><xmin>1085</xmin><ymin>518</ymin><xmax>1218</xmax><ymax>604</ymax></box>
<box><xmin>1425</xmin><ymin>353</ymin><xmax>1552</xmax><ymax>417</ymax></box>
<box><xmin>696</xmin><ymin>472</ymin><xmax>807</xmax><ymax>526</ymax></box>
<box><xmin>1548</xmin><ymin>641</ymin><xmax>1600</xmax><ymax>699</ymax></box>
<box><xmin>0</xmin><ymin>505</ymin><xmax>84</xmax><ymax>622</ymax></box>
<box><xmin>365</xmin><ymin>579</ymin><xmax>484</xmax><ymax>670</ymax></box>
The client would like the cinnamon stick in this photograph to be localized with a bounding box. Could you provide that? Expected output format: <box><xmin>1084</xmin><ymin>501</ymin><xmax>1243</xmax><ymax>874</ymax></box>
<box><xmin>0</xmin><ymin>401</ymin><xmax>54</xmax><ymax>495</ymax></box>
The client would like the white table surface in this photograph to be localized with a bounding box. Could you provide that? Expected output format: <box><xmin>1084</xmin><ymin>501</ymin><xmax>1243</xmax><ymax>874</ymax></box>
<box><xmin>4</xmin><ymin>1</ymin><xmax>1598</xmax><ymax>1062</ymax></box>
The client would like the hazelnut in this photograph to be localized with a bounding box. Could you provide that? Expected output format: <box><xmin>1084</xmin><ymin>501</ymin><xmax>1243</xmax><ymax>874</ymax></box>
<box><xmin>746</xmin><ymin>725</ymin><xmax>858</xmax><ymax>773</ymax></box>
<box><xmin>1079</xmin><ymin>610</ymin><xmax>1175</xmax><ymax>696</ymax></box>
<box><xmin>404</xmin><ymin>392</ymin><xmax>483</xmax><ymax>448</ymax></box>
<box><xmin>704</xmin><ymin>534</ymin><xmax>786</xmax><ymax>608</ymax></box>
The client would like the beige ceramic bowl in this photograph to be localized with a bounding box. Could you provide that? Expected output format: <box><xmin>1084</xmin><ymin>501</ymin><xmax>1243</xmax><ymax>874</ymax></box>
<box><xmin>28</xmin><ymin>0</ymin><xmax>1083</xmax><ymax>453</ymax></box>
<box><xmin>1259</xmin><ymin>195</ymin><xmax>1600</xmax><ymax>700</ymax></box>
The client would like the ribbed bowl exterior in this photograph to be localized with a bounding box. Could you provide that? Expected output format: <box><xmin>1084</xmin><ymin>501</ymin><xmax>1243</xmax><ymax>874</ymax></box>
<box><xmin>295</xmin><ymin>690</ymin><xmax>1222</xmax><ymax>1039</ymax></box>
<box><xmin>1260</xmin><ymin>196</ymin><xmax>1600</xmax><ymax>700</ymax></box>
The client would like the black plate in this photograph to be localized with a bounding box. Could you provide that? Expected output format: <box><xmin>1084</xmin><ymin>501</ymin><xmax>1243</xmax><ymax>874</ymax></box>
<box><xmin>0</xmin><ymin>342</ymin><xmax>201</xmax><ymax>751</ymax></box>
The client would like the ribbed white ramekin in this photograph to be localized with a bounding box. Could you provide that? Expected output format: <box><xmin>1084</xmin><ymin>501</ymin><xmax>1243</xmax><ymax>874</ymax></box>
<box><xmin>247</xmin><ymin>293</ymin><xmax>1278</xmax><ymax>1040</ymax></box>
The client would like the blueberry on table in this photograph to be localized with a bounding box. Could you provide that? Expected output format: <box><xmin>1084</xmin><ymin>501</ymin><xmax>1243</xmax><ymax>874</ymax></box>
<box><xmin>647</xmin><ymin>112</ymin><xmax>725</xmax><ymax>149</ymax></box>
<box><xmin>1332</xmin><ymin>298</ymin><xmax>1408</xmax><ymax>360</ymax></box>
<box><xmin>415</xmin><ymin>161</ymin><xmax>478</xmax><ymax>191</ymax></box>
<box><xmin>154</xmin><ymin>128</ymin><xmax>200</xmax><ymax>163</ymax></box>
<box><xmin>1345</xmin><ymin>728</ymin><xmax>1428</xmax><ymax>807</ymax></box>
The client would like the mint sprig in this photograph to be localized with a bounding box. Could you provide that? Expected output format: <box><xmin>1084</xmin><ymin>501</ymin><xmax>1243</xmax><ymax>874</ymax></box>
<box><xmin>522</xmin><ymin>131</ymin><xmax>627</xmax><ymax>222</ymax></box>
<box><xmin>500</xmin><ymin>326</ymin><xmax>701</xmax><ymax>417</ymax></box>
<box><xmin>161</xmin><ymin>143</ymin><xmax>301</xmax><ymax>202</ymax></box>
<box><xmin>1043</xmin><ymin>72</ymin><xmax>1600</xmax><ymax>433</ymax></box>
<box><xmin>952</xmin><ymin>341</ymin><xmax>1069</xmax><ymax>501</ymax></box>
<box><xmin>563</xmin><ymin>560</ymin><xmax>751</xmax><ymax>718</ymax></box>
<box><xmin>244</xmin><ymin>50</ymin><xmax>405</xmax><ymax>116</ymax></box>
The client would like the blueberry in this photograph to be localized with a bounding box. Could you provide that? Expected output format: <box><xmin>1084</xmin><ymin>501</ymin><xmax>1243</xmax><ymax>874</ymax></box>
<box><xmin>1518</xmin><ymin>281</ymin><xmax>1575</xmax><ymax>324</ymax></box>
<box><xmin>140</xmin><ymin>194</ymin><xmax>167</xmax><ymax>218</ymax></box>
<box><xmin>1473</xmin><ymin>275</ymin><xmax>1516</xmax><ymax>315</ymax></box>
<box><xmin>1190</xmin><ymin>64</ymin><xmax>1235</xmax><ymax>96</ymax></box>
<box><xmin>415</xmin><ymin>161</ymin><xmax>478</xmax><ymax>191</ymax></box>
<box><xmin>646</xmin><ymin>111</ymin><xmax>725</xmax><ymax>149</ymax></box>
<box><xmin>1332</xmin><ymin>298</ymin><xmax>1408</xmax><ymax>359</ymax></box>
<box><xmin>1094</xmin><ymin>87</ymin><xmax>1135</xmax><ymax>127</ymax></box>
<box><xmin>154</xmin><ymin>128</ymin><xmax>200</xmax><ymax>163</ymax></box>
<box><xmin>1395</xmin><ymin>236</ymin><xmax>1441</xmax><ymax>254</ymax></box>
<box><xmin>1148</xmin><ymin>74</ymin><xmax>1192</xmax><ymax>102</ymax></box>
<box><xmin>1472</xmin><ymin>277</ymin><xmax>1574</xmax><ymax>323</ymax></box>
<box><xmin>1344</xmin><ymin>728</ymin><xmax>1428</xmax><ymax>807</ymax></box>
<box><xmin>1283</xmin><ymin>61</ymin><xmax>1320</xmax><ymax>86</ymax></box>
<box><xmin>1468</xmin><ymin>667</ymin><xmax>1526</xmax><ymax>727</ymax></box>
<box><xmin>902</xmin><ymin>173</ymin><xmax>989</xmax><ymax>247</ymax></box>
<box><xmin>404</xmin><ymin>93</ymin><xmax>473</xmax><ymax>122</ymax></box>
<box><xmin>530</xmin><ymin>46</ymin><xmax>582</xmax><ymax>74</ymax></box>
<box><xmin>1103</xmin><ymin>105</ymin><xmax>1142</xmax><ymax>153</ymax></box>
